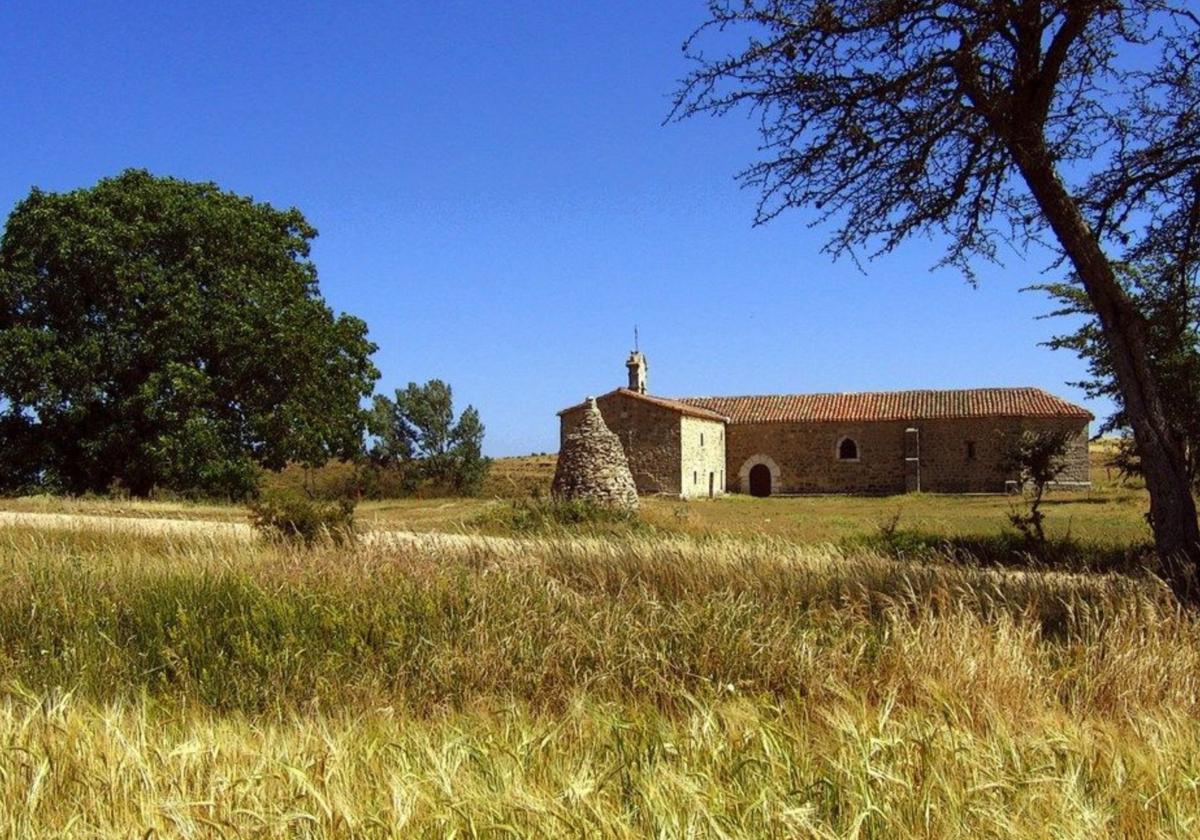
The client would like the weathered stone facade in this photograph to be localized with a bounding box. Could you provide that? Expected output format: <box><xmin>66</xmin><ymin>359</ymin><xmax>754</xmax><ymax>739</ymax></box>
<box><xmin>559</xmin><ymin>390</ymin><xmax>727</xmax><ymax>499</ymax></box>
<box><xmin>680</xmin><ymin>415</ymin><xmax>726</xmax><ymax>499</ymax></box>
<box><xmin>725</xmin><ymin>417</ymin><xmax>1089</xmax><ymax>495</ymax></box>
<box><xmin>557</xmin><ymin>355</ymin><xmax>1092</xmax><ymax>497</ymax></box>
<box><xmin>552</xmin><ymin>398</ymin><xmax>639</xmax><ymax>510</ymax></box>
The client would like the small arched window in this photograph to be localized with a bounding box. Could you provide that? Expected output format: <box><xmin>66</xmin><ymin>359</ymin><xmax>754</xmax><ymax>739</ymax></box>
<box><xmin>838</xmin><ymin>437</ymin><xmax>859</xmax><ymax>461</ymax></box>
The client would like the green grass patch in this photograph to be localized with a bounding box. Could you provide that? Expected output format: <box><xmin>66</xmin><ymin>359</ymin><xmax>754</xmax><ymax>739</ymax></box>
<box><xmin>843</xmin><ymin>525</ymin><xmax>1157</xmax><ymax>575</ymax></box>
<box><xmin>469</xmin><ymin>497</ymin><xmax>652</xmax><ymax>536</ymax></box>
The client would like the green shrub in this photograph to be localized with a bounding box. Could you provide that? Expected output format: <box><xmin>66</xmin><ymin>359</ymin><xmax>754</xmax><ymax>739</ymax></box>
<box><xmin>473</xmin><ymin>497</ymin><xmax>641</xmax><ymax>535</ymax></box>
<box><xmin>247</xmin><ymin>493</ymin><xmax>356</xmax><ymax>545</ymax></box>
<box><xmin>843</xmin><ymin>525</ymin><xmax>1154</xmax><ymax>575</ymax></box>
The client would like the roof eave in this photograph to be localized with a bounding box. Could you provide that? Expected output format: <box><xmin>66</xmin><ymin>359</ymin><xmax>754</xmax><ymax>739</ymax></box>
<box><xmin>718</xmin><ymin>412</ymin><xmax>1093</xmax><ymax>424</ymax></box>
<box><xmin>557</xmin><ymin>388</ymin><xmax>729</xmax><ymax>422</ymax></box>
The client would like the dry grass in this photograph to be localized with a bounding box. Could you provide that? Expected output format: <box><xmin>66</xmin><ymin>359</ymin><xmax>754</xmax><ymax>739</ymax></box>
<box><xmin>5</xmin><ymin>688</ymin><xmax>1198</xmax><ymax>838</ymax></box>
<box><xmin>481</xmin><ymin>452</ymin><xmax>558</xmax><ymax>498</ymax></box>
<box><xmin>0</xmin><ymin>444</ymin><xmax>1152</xmax><ymax>548</ymax></box>
<box><xmin>0</xmin><ymin>522</ymin><xmax>1197</xmax><ymax>836</ymax></box>
<box><xmin>0</xmin><ymin>493</ymin><xmax>243</xmax><ymax>522</ymax></box>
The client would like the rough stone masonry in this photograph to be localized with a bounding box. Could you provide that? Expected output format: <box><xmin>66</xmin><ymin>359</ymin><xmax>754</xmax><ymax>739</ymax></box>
<box><xmin>551</xmin><ymin>397</ymin><xmax>640</xmax><ymax>511</ymax></box>
<box><xmin>558</xmin><ymin>351</ymin><xmax>1092</xmax><ymax>498</ymax></box>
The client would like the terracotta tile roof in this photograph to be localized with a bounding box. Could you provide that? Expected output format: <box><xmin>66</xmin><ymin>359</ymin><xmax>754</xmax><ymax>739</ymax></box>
<box><xmin>676</xmin><ymin>387</ymin><xmax>1092</xmax><ymax>424</ymax></box>
<box><xmin>558</xmin><ymin>388</ymin><xmax>730</xmax><ymax>422</ymax></box>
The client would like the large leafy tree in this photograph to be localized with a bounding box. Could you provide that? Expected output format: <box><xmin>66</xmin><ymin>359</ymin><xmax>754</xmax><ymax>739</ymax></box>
<box><xmin>0</xmin><ymin>170</ymin><xmax>379</xmax><ymax>498</ymax></box>
<box><xmin>368</xmin><ymin>380</ymin><xmax>490</xmax><ymax>495</ymax></box>
<box><xmin>671</xmin><ymin>1</ymin><xmax>1200</xmax><ymax>598</ymax></box>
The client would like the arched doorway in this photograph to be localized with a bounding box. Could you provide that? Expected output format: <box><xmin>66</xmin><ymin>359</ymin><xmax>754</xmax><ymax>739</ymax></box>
<box><xmin>739</xmin><ymin>455</ymin><xmax>781</xmax><ymax>496</ymax></box>
<box><xmin>749</xmin><ymin>463</ymin><xmax>772</xmax><ymax>497</ymax></box>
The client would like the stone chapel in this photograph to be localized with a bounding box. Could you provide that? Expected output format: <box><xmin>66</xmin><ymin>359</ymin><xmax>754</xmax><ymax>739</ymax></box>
<box><xmin>557</xmin><ymin>352</ymin><xmax>1092</xmax><ymax>498</ymax></box>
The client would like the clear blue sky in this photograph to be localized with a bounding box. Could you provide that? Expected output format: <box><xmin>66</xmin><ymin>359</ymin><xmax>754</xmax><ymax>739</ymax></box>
<box><xmin>0</xmin><ymin>1</ymin><xmax>1106</xmax><ymax>456</ymax></box>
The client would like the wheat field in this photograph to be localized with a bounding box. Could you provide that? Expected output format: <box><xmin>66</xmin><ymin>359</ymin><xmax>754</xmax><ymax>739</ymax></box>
<box><xmin>0</xmin><ymin>523</ymin><xmax>1196</xmax><ymax>837</ymax></box>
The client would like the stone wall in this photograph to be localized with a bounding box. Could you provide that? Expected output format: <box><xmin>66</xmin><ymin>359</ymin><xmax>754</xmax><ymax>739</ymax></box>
<box><xmin>917</xmin><ymin>417</ymin><xmax>1090</xmax><ymax>492</ymax></box>
<box><xmin>560</xmin><ymin>392</ymin><xmax>683</xmax><ymax>496</ymax></box>
<box><xmin>552</xmin><ymin>398</ymin><xmax>639</xmax><ymax>510</ymax></box>
<box><xmin>679</xmin><ymin>416</ymin><xmax>726</xmax><ymax>499</ymax></box>
<box><xmin>725</xmin><ymin>417</ymin><xmax>1090</xmax><ymax>494</ymax></box>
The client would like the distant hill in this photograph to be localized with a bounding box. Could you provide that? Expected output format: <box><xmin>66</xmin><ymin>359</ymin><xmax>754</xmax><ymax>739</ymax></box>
<box><xmin>481</xmin><ymin>454</ymin><xmax>557</xmax><ymax>498</ymax></box>
<box><xmin>260</xmin><ymin>454</ymin><xmax>558</xmax><ymax>500</ymax></box>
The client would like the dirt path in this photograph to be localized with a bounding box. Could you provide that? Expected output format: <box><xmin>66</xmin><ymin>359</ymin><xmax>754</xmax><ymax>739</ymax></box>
<box><xmin>0</xmin><ymin>509</ymin><xmax>524</xmax><ymax>553</ymax></box>
<box><xmin>0</xmin><ymin>509</ymin><xmax>254</xmax><ymax>540</ymax></box>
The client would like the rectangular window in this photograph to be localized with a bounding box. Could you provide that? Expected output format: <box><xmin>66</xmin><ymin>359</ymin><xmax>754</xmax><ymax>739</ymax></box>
<box><xmin>700</xmin><ymin>432</ymin><xmax>705</xmax><ymax>446</ymax></box>
<box><xmin>693</xmin><ymin>471</ymin><xmax>698</xmax><ymax>485</ymax></box>
<box><xmin>966</xmin><ymin>441</ymin><xmax>977</xmax><ymax>461</ymax></box>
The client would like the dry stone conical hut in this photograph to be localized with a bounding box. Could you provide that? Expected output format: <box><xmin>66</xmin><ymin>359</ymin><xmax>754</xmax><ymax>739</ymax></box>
<box><xmin>552</xmin><ymin>397</ymin><xmax>639</xmax><ymax>511</ymax></box>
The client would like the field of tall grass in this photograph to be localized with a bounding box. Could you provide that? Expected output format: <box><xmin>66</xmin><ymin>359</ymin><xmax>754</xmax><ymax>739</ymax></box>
<box><xmin>0</xmin><ymin>524</ymin><xmax>1197</xmax><ymax>836</ymax></box>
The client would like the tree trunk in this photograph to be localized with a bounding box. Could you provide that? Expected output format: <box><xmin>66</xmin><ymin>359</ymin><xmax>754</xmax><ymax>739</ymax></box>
<box><xmin>1010</xmin><ymin>139</ymin><xmax>1200</xmax><ymax>600</ymax></box>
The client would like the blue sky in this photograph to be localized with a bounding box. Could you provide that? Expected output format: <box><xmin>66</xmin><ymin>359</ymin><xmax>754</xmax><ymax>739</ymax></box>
<box><xmin>0</xmin><ymin>1</ymin><xmax>1104</xmax><ymax>456</ymax></box>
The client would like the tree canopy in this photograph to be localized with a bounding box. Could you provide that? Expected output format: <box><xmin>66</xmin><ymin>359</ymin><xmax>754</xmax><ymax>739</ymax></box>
<box><xmin>368</xmin><ymin>379</ymin><xmax>490</xmax><ymax>495</ymax></box>
<box><xmin>1036</xmin><ymin>260</ymin><xmax>1200</xmax><ymax>486</ymax></box>
<box><xmin>0</xmin><ymin>169</ymin><xmax>379</xmax><ymax>498</ymax></box>
<box><xmin>671</xmin><ymin>1</ymin><xmax>1200</xmax><ymax>276</ymax></box>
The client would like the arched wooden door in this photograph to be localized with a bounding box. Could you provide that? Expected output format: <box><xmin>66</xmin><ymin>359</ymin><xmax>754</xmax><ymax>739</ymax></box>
<box><xmin>749</xmin><ymin>463</ymin><xmax>772</xmax><ymax>497</ymax></box>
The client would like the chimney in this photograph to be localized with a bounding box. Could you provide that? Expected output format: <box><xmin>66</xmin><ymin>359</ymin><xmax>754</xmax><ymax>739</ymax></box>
<box><xmin>625</xmin><ymin>351</ymin><xmax>647</xmax><ymax>394</ymax></box>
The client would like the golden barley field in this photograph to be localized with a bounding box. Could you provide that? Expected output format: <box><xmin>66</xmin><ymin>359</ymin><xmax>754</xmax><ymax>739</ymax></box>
<box><xmin>0</xmin><ymin>520</ymin><xmax>1197</xmax><ymax>837</ymax></box>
